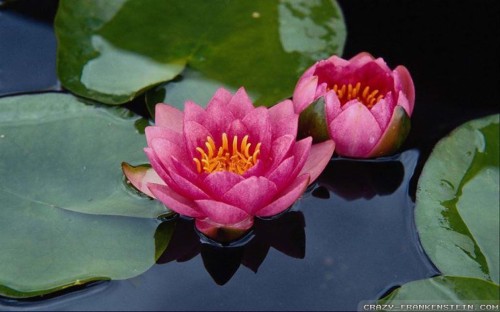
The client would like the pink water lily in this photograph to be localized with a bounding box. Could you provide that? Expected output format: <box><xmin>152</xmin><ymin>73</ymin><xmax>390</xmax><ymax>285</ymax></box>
<box><xmin>293</xmin><ymin>52</ymin><xmax>415</xmax><ymax>158</ymax></box>
<box><xmin>123</xmin><ymin>87</ymin><xmax>334</xmax><ymax>240</ymax></box>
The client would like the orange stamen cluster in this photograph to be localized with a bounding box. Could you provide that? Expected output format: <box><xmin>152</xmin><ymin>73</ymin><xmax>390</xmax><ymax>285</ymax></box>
<box><xmin>331</xmin><ymin>82</ymin><xmax>384</xmax><ymax>108</ymax></box>
<box><xmin>193</xmin><ymin>133</ymin><xmax>261</xmax><ymax>175</ymax></box>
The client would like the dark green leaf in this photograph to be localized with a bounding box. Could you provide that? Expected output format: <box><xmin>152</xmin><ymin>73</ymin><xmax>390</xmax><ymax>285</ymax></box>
<box><xmin>55</xmin><ymin>0</ymin><xmax>346</xmax><ymax>106</ymax></box>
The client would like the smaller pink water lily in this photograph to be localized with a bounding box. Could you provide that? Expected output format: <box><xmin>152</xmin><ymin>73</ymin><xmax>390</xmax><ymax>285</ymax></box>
<box><xmin>123</xmin><ymin>87</ymin><xmax>334</xmax><ymax>241</ymax></box>
<box><xmin>293</xmin><ymin>52</ymin><xmax>415</xmax><ymax>158</ymax></box>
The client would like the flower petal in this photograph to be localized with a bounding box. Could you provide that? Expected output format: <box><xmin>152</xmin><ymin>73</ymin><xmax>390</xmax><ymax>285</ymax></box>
<box><xmin>293</xmin><ymin>75</ymin><xmax>318</xmax><ymax>113</ymax></box>
<box><xmin>169</xmin><ymin>155</ymin><xmax>202</xmax><ymax>185</ymax></box>
<box><xmin>370</xmin><ymin>95</ymin><xmax>394</xmax><ymax>130</ymax></box>
<box><xmin>145</xmin><ymin>126</ymin><xmax>185</xmax><ymax>151</ymax></box>
<box><xmin>222</xmin><ymin>176</ymin><xmax>278</xmax><ymax>214</ymax></box>
<box><xmin>183</xmin><ymin>120</ymin><xmax>212</xmax><ymax>159</ymax></box>
<box><xmin>256</xmin><ymin>174</ymin><xmax>310</xmax><ymax>217</ymax></box>
<box><xmin>148</xmin><ymin>183</ymin><xmax>205</xmax><ymax>218</ymax></box>
<box><xmin>195</xmin><ymin>199</ymin><xmax>251</xmax><ymax>225</ymax></box>
<box><xmin>268</xmin><ymin>134</ymin><xmax>295</xmax><ymax>170</ymax></box>
<box><xmin>328</xmin><ymin>102</ymin><xmax>383</xmax><ymax>158</ymax></box>
<box><xmin>154</xmin><ymin>104</ymin><xmax>183</xmax><ymax>132</ymax></box>
<box><xmin>242</xmin><ymin>106</ymin><xmax>272</xmax><ymax>155</ymax></box>
<box><xmin>168</xmin><ymin>169</ymin><xmax>210</xmax><ymax>200</ymax></box>
<box><xmin>203</xmin><ymin>171</ymin><xmax>244</xmax><ymax>200</ymax></box>
<box><xmin>267</xmin><ymin>156</ymin><xmax>295</xmax><ymax>190</ymax></box>
<box><xmin>298</xmin><ymin>139</ymin><xmax>335</xmax><ymax>183</ymax></box>
<box><xmin>347</xmin><ymin>52</ymin><xmax>375</xmax><ymax>66</ymax></box>
<box><xmin>368</xmin><ymin>105</ymin><xmax>411</xmax><ymax>158</ymax></box>
<box><xmin>121</xmin><ymin>163</ymin><xmax>164</xmax><ymax>198</ymax></box>
<box><xmin>288</xmin><ymin>137</ymin><xmax>313</xmax><ymax>179</ymax></box>
<box><xmin>226</xmin><ymin>87</ymin><xmax>254</xmax><ymax>119</ymax></box>
<box><xmin>205</xmin><ymin>88</ymin><xmax>233</xmax><ymax>114</ymax></box>
<box><xmin>205</xmin><ymin>88</ymin><xmax>237</xmax><ymax>133</ymax></box>
<box><xmin>269</xmin><ymin>99</ymin><xmax>298</xmax><ymax>139</ymax></box>
<box><xmin>150</xmin><ymin>137</ymin><xmax>189</xmax><ymax>169</ymax></box>
<box><xmin>144</xmin><ymin>147</ymin><xmax>171</xmax><ymax>183</ymax></box>
<box><xmin>394</xmin><ymin>65</ymin><xmax>415</xmax><ymax>116</ymax></box>
<box><xmin>324</xmin><ymin>90</ymin><xmax>342</xmax><ymax>120</ymax></box>
<box><xmin>195</xmin><ymin>217</ymin><xmax>254</xmax><ymax>238</ymax></box>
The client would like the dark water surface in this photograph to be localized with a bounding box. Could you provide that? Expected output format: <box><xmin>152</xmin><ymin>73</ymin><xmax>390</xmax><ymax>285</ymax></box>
<box><xmin>1</xmin><ymin>0</ymin><xmax>499</xmax><ymax>311</ymax></box>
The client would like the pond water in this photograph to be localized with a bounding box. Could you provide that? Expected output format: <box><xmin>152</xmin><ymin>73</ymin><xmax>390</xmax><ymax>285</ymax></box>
<box><xmin>0</xmin><ymin>0</ymin><xmax>498</xmax><ymax>311</ymax></box>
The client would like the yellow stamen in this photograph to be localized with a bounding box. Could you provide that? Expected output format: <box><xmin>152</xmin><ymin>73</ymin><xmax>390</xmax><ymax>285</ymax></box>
<box><xmin>328</xmin><ymin>83</ymin><xmax>384</xmax><ymax>109</ymax></box>
<box><xmin>193</xmin><ymin>133</ymin><xmax>261</xmax><ymax>175</ymax></box>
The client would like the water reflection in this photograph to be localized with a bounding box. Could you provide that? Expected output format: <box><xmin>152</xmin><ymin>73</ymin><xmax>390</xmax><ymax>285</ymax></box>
<box><xmin>314</xmin><ymin>151</ymin><xmax>412</xmax><ymax>200</ymax></box>
<box><xmin>156</xmin><ymin>211</ymin><xmax>305</xmax><ymax>285</ymax></box>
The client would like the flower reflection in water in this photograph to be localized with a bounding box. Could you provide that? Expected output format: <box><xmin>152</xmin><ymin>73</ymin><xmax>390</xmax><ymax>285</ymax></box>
<box><xmin>313</xmin><ymin>149</ymin><xmax>416</xmax><ymax>201</ymax></box>
<box><xmin>156</xmin><ymin>211</ymin><xmax>305</xmax><ymax>285</ymax></box>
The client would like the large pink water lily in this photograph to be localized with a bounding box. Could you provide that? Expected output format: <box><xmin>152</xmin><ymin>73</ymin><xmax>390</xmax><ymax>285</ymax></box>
<box><xmin>293</xmin><ymin>52</ymin><xmax>415</xmax><ymax>158</ymax></box>
<box><xmin>123</xmin><ymin>87</ymin><xmax>334</xmax><ymax>240</ymax></box>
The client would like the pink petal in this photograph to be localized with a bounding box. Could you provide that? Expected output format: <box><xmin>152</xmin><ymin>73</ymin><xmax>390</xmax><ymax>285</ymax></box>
<box><xmin>393</xmin><ymin>65</ymin><xmax>415</xmax><ymax>116</ymax></box>
<box><xmin>225</xmin><ymin>87</ymin><xmax>254</xmax><ymax>119</ymax></box>
<box><xmin>325</xmin><ymin>55</ymin><xmax>351</xmax><ymax>67</ymax></box>
<box><xmin>226</xmin><ymin>119</ymin><xmax>249</xmax><ymax>140</ymax></box>
<box><xmin>242</xmin><ymin>106</ymin><xmax>272</xmax><ymax>155</ymax></box>
<box><xmin>154</xmin><ymin>104</ymin><xmax>184</xmax><ymax>133</ymax></box>
<box><xmin>170</xmin><ymin>155</ymin><xmax>202</xmax><ymax>185</ymax></box>
<box><xmin>183</xmin><ymin>120</ymin><xmax>212</xmax><ymax>159</ymax></box>
<box><xmin>298</xmin><ymin>140</ymin><xmax>335</xmax><ymax>183</ymax></box>
<box><xmin>148</xmin><ymin>183</ymin><xmax>205</xmax><ymax>218</ymax></box>
<box><xmin>292</xmin><ymin>75</ymin><xmax>318</xmax><ymax>113</ymax></box>
<box><xmin>205</xmin><ymin>88</ymin><xmax>237</xmax><ymax>133</ymax></box>
<box><xmin>346</xmin><ymin>52</ymin><xmax>375</xmax><ymax>67</ymax></box>
<box><xmin>145</xmin><ymin>148</ymin><xmax>197</xmax><ymax>200</ymax></box>
<box><xmin>195</xmin><ymin>217</ymin><xmax>254</xmax><ymax>239</ymax></box>
<box><xmin>121</xmin><ymin>163</ymin><xmax>165</xmax><ymax>198</ymax></box>
<box><xmin>222</xmin><ymin>177</ymin><xmax>278</xmax><ymax>214</ymax></box>
<box><xmin>328</xmin><ymin>102</ymin><xmax>383</xmax><ymax>158</ymax></box>
<box><xmin>267</xmin><ymin>156</ymin><xmax>295</xmax><ymax>190</ymax></box>
<box><xmin>268</xmin><ymin>99</ymin><xmax>298</xmax><ymax>139</ymax></box>
<box><xmin>353</xmin><ymin>62</ymin><xmax>393</xmax><ymax>94</ymax></box>
<box><xmin>288</xmin><ymin>137</ymin><xmax>313</xmax><ymax>179</ymax></box>
<box><xmin>150</xmin><ymin>137</ymin><xmax>189</xmax><ymax>169</ymax></box>
<box><xmin>367</xmin><ymin>105</ymin><xmax>411</xmax><ymax>158</ymax></box>
<box><xmin>184</xmin><ymin>100</ymin><xmax>207</xmax><ymax>123</ymax></box>
<box><xmin>324</xmin><ymin>90</ymin><xmax>342</xmax><ymax>120</ymax></box>
<box><xmin>144</xmin><ymin>147</ymin><xmax>171</xmax><ymax>183</ymax></box>
<box><xmin>195</xmin><ymin>199</ymin><xmax>251</xmax><ymax>225</ymax></box>
<box><xmin>145</xmin><ymin>126</ymin><xmax>184</xmax><ymax>151</ymax></box>
<box><xmin>373</xmin><ymin>57</ymin><xmax>393</xmax><ymax>73</ymax></box>
<box><xmin>268</xmin><ymin>134</ymin><xmax>295</xmax><ymax>170</ymax></box>
<box><xmin>256</xmin><ymin>174</ymin><xmax>310</xmax><ymax>217</ymax></box>
<box><xmin>370</xmin><ymin>95</ymin><xmax>394</xmax><ymax>130</ymax></box>
<box><xmin>203</xmin><ymin>171</ymin><xmax>244</xmax><ymax>199</ymax></box>
<box><xmin>168</xmin><ymin>169</ymin><xmax>210</xmax><ymax>200</ymax></box>
<box><xmin>205</xmin><ymin>88</ymin><xmax>233</xmax><ymax>113</ymax></box>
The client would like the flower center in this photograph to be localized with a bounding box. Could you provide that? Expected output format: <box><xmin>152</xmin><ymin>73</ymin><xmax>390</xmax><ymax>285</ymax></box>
<box><xmin>330</xmin><ymin>82</ymin><xmax>384</xmax><ymax>108</ymax></box>
<box><xmin>193</xmin><ymin>133</ymin><xmax>261</xmax><ymax>175</ymax></box>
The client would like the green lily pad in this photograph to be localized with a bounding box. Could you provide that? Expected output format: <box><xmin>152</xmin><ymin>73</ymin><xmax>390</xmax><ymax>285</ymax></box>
<box><xmin>0</xmin><ymin>93</ymin><xmax>174</xmax><ymax>298</ymax></box>
<box><xmin>0</xmin><ymin>93</ymin><xmax>166</xmax><ymax>218</ymax></box>
<box><xmin>55</xmin><ymin>0</ymin><xmax>346</xmax><ymax>106</ymax></box>
<box><xmin>415</xmin><ymin>114</ymin><xmax>499</xmax><ymax>283</ymax></box>
<box><xmin>379</xmin><ymin>276</ymin><xmax>500</xmax><ymax>304</ymax></box>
